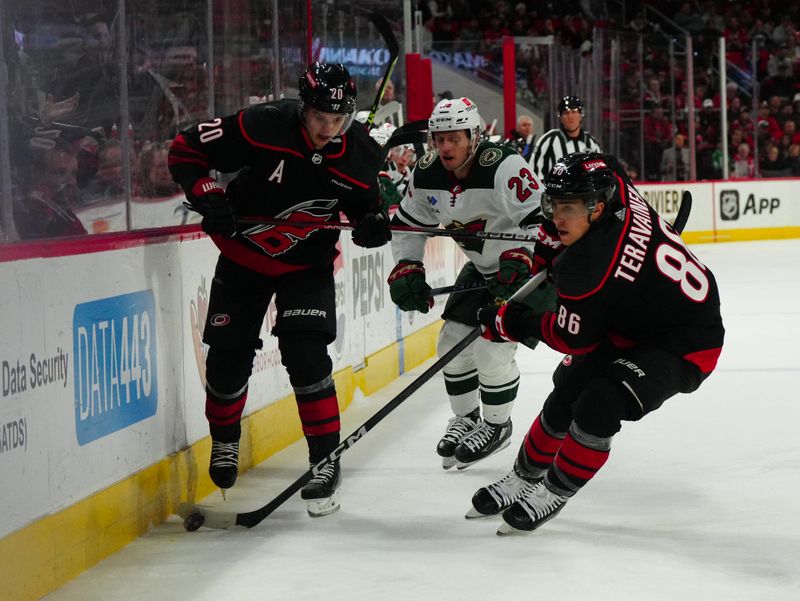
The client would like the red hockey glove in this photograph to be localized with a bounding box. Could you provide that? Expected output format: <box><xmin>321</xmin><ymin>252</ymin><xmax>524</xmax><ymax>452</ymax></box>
<box><xmin>477</xmin><ymin>301</ymin><xmax>533</xmax><ymax>343</ymax></box>
<box><xmin>186</xmin><ymin>177</ymin><xmax>237</xmax><ymax>237</ymax></box>
<box><xmin>352</xmin><ymin>209</ymin><xmax>392</xmax><ymax>248</ymax></box>
<box><xmin>488</xmin><ymin>247</ymin><xmax>535</xmax><ymax>299</ymax></box>
<box><xmin>388</xmin><ymin>261</ymin><xmax>433</xmax><ymax>313</ymax></box>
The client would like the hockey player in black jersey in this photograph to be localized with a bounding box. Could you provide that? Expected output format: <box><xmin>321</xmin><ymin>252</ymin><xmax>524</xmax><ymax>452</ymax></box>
<box><xmin>168</xmin><ymin>62</ymin><xmax>391</xmax><ymax>517</ymax></box>
<box><xmin>473</xmin><ymin>152</ymin><xmax>725</xmax><ymax>534</ymax></box>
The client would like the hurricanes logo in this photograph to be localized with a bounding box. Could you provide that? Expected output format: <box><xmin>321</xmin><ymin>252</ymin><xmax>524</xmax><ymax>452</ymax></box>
<box><xmin>189</xmin><ymin>277</ymin><xmax>209</xmax><ymax>385</ymax></box>
<box><xmin>242</xmin><ymin>199</ymin><xmax>337</xmax><ymax>256</ymax></box>
<box><xmin>417</xmin><ymin>150</ymin><xmax>438</xmax><ymax>169</ymax></box>
<box><xmin>479</xmin><ymin>147</ymin><xmax>502</xmax><ymax>166</ymax></box>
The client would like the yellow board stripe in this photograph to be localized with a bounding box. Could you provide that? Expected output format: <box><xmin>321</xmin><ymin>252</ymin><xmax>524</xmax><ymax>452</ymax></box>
<box><xmin>0</xmin><ymin>322</ymin><xmax>442</xmax><ymax>601</ymax></box>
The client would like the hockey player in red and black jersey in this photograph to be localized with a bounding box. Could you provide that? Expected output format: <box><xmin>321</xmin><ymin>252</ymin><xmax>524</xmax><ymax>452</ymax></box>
<box><xmin>168</xmin><ymin>62</ymin><xmax>391</xmax><ymax>517</ymax></box>
<box><xmin>472</xmin><ymin>152</ymin><xmax>725</xmax><ymax>534</ymax></box>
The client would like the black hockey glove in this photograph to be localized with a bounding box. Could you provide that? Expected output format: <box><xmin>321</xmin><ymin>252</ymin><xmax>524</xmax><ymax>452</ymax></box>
<box><xmin>352</xmin><ymin>209</ymin><xmax>392</xmax><ymax>248</ymax></box>
<box><xmin>488</xmin><ymin>247</ymin><xmax>535</xmax><ymax>299</ymax></box>
<box><xmin>477</xmin><ymin>301</ymin><xmax>534</xmax><ymax>343</ymax></box>
<box><xmin>388</xmin><ymin>260</ymin><xmax>433</xmax><ymax>313</ymax></box>
<box><xmin>185</xmin><ymin>177</ymin><xmax>237</xmax><ymax>237</ymax></box>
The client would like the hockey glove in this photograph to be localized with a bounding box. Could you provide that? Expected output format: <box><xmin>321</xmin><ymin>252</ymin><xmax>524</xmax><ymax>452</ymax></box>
<box><xmin>388</xmin><ymin>261</ymin><xmax>433</xmax><ymax>313</ymax></box>
<box><xmin>185</xmin><ymin>177</ymin><xmax>237</xmax><ymax>237</ymax></box>
<box><xmin>488</xmin><ymin>247</ymin><xmax>535</xmax><ymax>300</ymax></box>
<box><xmin>478</xmin><ymin>301</ymin><xmax>533</xmax><ymax>343</ymax></box>
<box><xmin>352</xmin><ymin>209</ymin><xmax>392</xmax><ymax>248</ymax></box>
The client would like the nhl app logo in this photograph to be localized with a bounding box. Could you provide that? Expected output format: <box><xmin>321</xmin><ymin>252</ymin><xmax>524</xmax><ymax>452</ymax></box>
<box><xmin>719</xmin><ymin>190</ymin><xmax>739</xmax><ymax>221</ymax></box>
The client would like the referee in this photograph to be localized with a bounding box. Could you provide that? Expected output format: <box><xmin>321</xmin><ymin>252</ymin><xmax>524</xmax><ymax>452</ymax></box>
<box><xmin>529</xmin><ymin>95</ymin><xmax>602</xmax><ymax>180</ymax></box>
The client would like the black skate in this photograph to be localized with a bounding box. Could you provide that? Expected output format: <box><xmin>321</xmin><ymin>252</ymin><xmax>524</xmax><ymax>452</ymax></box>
<box><xmin>209</xmin><ymin>440</ymin><xmax>239</xmax><ymax>490</ymax></box>
<box><xmin>454</xmin><ymin>419</ymin><xmax>512</xmax><ymax>469</ymax></box>
<box><xmin>436</xmin><ymin>409</ymin><xmax>481</xmax><ymax>470</ymax></box>
<box><xmin>465</xmin><ymin>467</ymin><xmax>542</xmax><ymax>519</ymax></box>
<box><xmin>301</xmin><ymin>460</ymin><xmax>341</xmax><ymax>517</ymax></box>
<box><xmin>497</xmin><ymin>481</ymin><xmax>568</xmax><ymax>535</ymax></box>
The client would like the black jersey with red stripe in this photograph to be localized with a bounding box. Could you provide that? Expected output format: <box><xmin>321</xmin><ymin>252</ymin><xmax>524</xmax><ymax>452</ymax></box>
<box><xmin>531</xmin><ymin>177</ymin><xmax>724</xmax><ymax>375</ymax></box>
<box><xmin>168</xmin><ymin>99</ymin><xmax>383</xmax><ymax>275</ymax></box>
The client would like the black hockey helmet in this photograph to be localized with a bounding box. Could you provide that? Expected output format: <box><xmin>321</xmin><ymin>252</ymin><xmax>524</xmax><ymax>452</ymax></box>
<box><xmin>558</xmin><ymin>95</ymin><xmax>584</xmax><ymax>115</ymax></box>
<box><xmin>299</xmin><ymin>62</ymin><xmax>357</xmax><ymax>115</ymax></box>
<box><xmin>541</xmin><ymin>152</ymin><xmax>617</xmax><ymax>219</ymax></box>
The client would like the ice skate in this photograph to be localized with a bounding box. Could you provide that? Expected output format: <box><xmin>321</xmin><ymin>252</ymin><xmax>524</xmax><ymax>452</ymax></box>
<box><xmin>436</xmin><ymin>408</ymin><xmax>481</xmax><ymax>469</ymax></box>
<box><xmin>465</xmin><ymin>467</ymin><xmax>541</xmax><ymax>519</ymax></box>
<box><xmin>454</xmin><ymin>419</ymin><xmax>512</xmax><ymax>469</ymax></box>
<box><xmin>209</xmin><ymin>440</ymin><xmax>239</xmax><ymax>490</ymax></box>
<box><xmin>301</xmin><ymin>460</ymin><xmax>341</xmax><ymax>517</ymax></box>
<box><xmin>497</xmin><ymin>481</ymin><xmax>568</xmax><ymax>535</ymax></box>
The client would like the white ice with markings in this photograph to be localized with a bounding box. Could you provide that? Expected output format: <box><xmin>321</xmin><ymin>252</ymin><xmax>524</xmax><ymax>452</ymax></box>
<box><xmin>43</xmin><ymin>239</ymin><xmax>800</xmax><ymax>601</ymax></box>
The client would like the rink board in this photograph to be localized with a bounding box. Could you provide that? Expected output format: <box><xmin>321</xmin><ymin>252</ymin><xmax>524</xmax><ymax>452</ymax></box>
<box><xmin>2</xmin><ymin>176</ymin><xmax>800</xmax><ymax>601</ymax></box>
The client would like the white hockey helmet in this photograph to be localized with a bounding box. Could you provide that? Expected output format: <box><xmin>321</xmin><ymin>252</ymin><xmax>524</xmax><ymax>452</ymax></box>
<box><xmin>428</xmin><ymin>97</ymin><xmax>482</xmax><ymax>164</ymax></box>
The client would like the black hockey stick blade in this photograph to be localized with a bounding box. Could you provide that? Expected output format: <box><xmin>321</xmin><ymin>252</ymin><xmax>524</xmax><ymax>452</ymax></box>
<box><xmin>672</xmin><ymin>190</ymin><xmax>693</xmax><ymax>234</ymax></box>
<box><xmin>365</xmin><ymin>13</ymin><xmax>399</xmax><ymax>128</ymax></box>
<box><xmin>178</xmin><ymin>270</ymin><xmax>547</xmax><ymax>530</ymax></box>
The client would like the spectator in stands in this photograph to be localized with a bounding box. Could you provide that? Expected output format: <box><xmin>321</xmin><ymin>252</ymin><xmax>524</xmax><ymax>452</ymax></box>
<box><xmin>673</xmin><ymin>2</ymin><xmax>706</xmax><ymax>35</ymax></box>
<box><xmin>376</xmin><ymin>77</ymin><xmax>395</xmax><ymax>106</ymax></box>
<box><xmin>13</xmin><ymin>139</ymin><xmax>87</xmax><ymax>239</ymax></box>
<box><xmin>760</xmin><ymin>143</ymin><xmax>789</xmax><ymax>175</ymax></box>
<box><xmin>80</xmin><ymin>139</ymin><xmax>125</xmax><ymax>206</ymax></box>
<box><xmin>761</xmin><ymin>63</ymin><xmax>796</xmax><ymax>100</ymax></box>
<box><xmin>660</xmin><ymin>132</ymin><xmax>690</xmax><ymax>181</ymax></box>
<box><xmin>787</xmin><ymin>143</ymin><xmax>800</xmax><ymax>175</ymax></box>
<box><xmin>510</xmin><ymin>114</ymin><xmax>536</xmax><ymax>160</ymax></box>
<box><xmin>731</xmin><ymin>142</ymin><xmax>755</xmax><ymax>178</ymax></box>
<box><xmin>643</xmin><ymin>76</ymin><xmax>664</xmax><ymax>110</ymax></box>
<box><xmin>627</xmin><ymin>11</ymin><xmax>651</xmax><ymax>34</ymax></box>
<box><xmin>136</xmin><ymin>140</ymin><xmax>180</xmax><ymax>198</ymax></box>
<box><xmin>643</xmin><ymin>104</ymin><xmax>673</xmax><ymax>181</ymax></box>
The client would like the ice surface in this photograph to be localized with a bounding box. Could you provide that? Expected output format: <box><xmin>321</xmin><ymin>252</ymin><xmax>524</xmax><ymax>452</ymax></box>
<box><xmin>43</xmin><ymin>240</ymin><xmax>800</xmax><ymax>601</ymax></box>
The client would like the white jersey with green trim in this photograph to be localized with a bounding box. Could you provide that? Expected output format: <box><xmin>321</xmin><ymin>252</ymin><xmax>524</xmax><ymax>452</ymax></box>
<box><xmin>391</xmin><ymin>142</ymin><xmax>543</xmax><ymax>275</ymax></box>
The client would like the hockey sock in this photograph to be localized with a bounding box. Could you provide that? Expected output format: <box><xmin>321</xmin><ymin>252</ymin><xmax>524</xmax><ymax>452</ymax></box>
<box><xmin>295</xmin><ymin>374</ymin><xmax>341</xmax><ymax>439</ymax></box>
<box><xmin>206</xmin><ymin>384</ymin><xmax>247</xmax><ymax>442</ymax></box>
<box><xmin>444</xmin><ymin>368</ymin><xmax>480</xmax><ymax>415</ymax></box>
<box><xmin>546</xmin><ymin>422</ymin><xmax>611</xmax><ymax>497</ymax></box>
<box><xmin>520</xmin><ymin>412</ymin><xmax>565</xmax><ymax>475</ymax></box>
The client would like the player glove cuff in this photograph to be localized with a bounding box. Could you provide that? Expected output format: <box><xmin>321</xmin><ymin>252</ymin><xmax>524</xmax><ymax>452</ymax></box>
<box><xmin>185</xmin><ymin>177</ymin><xmax>237</xmax><ymax>237</ymax></box>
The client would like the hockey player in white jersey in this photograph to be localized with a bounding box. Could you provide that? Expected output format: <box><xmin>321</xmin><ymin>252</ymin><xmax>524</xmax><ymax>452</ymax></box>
<box><xmin>388</xmin><ymin>97</ymin><xmax>558</xmax><ymax>469</ymax></box>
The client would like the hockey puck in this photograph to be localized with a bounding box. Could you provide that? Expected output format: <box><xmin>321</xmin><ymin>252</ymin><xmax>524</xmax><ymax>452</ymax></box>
<box><xmin>183</xmin><ymin>511</ymin><xmax>205</xmax><ymax>532</ymax></box>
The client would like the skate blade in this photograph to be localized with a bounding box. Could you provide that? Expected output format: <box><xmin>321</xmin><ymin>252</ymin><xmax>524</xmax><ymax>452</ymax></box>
<box><xmin>305</xmin><ymin>491</ymin><xmax>341</xmax><ymax>518</ymax></box>
<box><xmin>497</xmin><ymin>521</ymin><xmax>530</xmax><ymax>536</ymax></box>
<box><xmin>465</xmin><ymin>506</ymin><xmax>497</xmax><ymax>519</ymax></box>
<box><xmin>455</xmin><ymin>438</ymin><xmax>512</xmax><ymax>470</ymax></box>
<box><xmin>441</xmin><ymin>456</ymin><xmax>457</xmax><ymax>470</ymax></box>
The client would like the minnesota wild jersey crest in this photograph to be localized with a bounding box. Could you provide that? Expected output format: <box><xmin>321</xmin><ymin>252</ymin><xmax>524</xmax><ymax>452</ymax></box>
<box><xmin>417</xmin><ymin>150</ymin><xmax>438</xmax><ymax>169</ymax></box>
<box><xmin>478</xmin><ymin>147</ymin><xmax>503</xmax><ymax>167</ymax></box>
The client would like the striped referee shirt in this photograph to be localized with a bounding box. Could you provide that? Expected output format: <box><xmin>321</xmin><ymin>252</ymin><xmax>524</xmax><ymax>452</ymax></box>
<box><xmin>529</xmin><ymin>126</ymin><xmax>602</xmax><ymax>180</ymax></box>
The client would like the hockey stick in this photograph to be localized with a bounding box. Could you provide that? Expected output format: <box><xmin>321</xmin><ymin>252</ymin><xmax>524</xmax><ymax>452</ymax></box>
<box><xmin>429</xmin><ymin>196</ymin><xmax>694</xmax><ymax>299</ymax></box>
<box><xmin>364</xmin><ymin>13</ymin><xmax>399</xmax><ymax>129</ymax></box>
<box><xmin>673</xmin><ymin>190</ymin><xmax>693</xmax><ymax>234</ymax></box>
<box><xmin>178</xmin><ymin>270</ymin><xmax>548</xmax><ymax>530</ymax></box>
<box><xmin>238</xmin><ymin>217</ymin><xmax>537</xmax><ymax>243</ymax></box>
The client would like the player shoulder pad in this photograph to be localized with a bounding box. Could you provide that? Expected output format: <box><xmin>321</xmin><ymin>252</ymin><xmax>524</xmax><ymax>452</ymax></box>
<box><xmin>416</xmin><ymin>149</ymin><xmax>439</xmax><ymax>170</ymax></box>
<box><xmin>554</xmin><ymin>221</ymin><xmax>621</xmax><ymax>299</ymax></box>
<box><xmin>240</xmin><ymin>100</ymin><xmax>297</xmax><ymax>145</ymax></box>
<box><xmin>476</xmin><ymin>141</ymin><xmax>517</xmax><ymax>168</ymax></box>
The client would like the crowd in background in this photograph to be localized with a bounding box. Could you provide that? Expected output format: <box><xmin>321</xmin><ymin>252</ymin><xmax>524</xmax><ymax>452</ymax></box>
<box><xmin>3</xmin><ymin>1</ymin><xmax>800</xmax><ymax>242</ymax></box>
<box><xmin>422</xmin><ymin>0</ymin><xmax>800</xmax><ymax>181</ymax></box>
